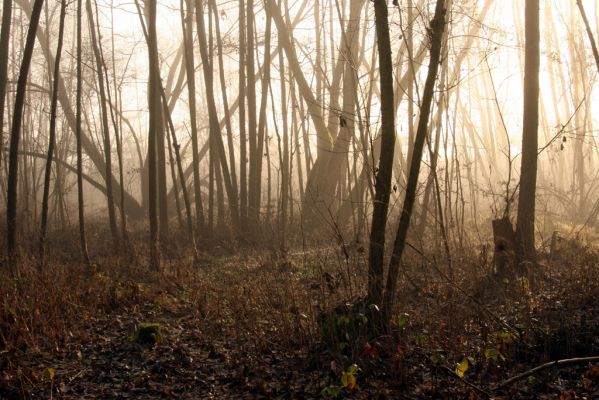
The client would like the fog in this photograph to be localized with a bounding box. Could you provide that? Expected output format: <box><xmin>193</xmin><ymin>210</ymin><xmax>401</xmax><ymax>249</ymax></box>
<box><xmin>2</xmin><ymin>1</ymin><xmax>598</xmax><ymax>245</ymax></box>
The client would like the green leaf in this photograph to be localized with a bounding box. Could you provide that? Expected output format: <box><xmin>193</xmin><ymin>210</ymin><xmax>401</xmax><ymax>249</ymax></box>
<box><xmin>502</xmin><ymin>277</ymin><xmax>510</xmax><ymax>285</ymax></box>
<box><xmin>429</xmin><ymin>352</ymin><xmax>445</xmax><ymax>365</ymax></box>
<box><xmin>455</xmin><ymin>358</ymin><xmax>469</xmax><ymax>377</ymax></box>
<box><xmin>415</xmin><ymin>334</ymin><xmax>428</xmax><ymax>346</ymax></box>
<box><xmin>484</xmin><ymin>348</ymin><xmax>506</xmax><ymax>362</ymax></box>
<box><xmin>498</xmin><ymin>331</ymin><xmax>515</xmax><ymax>344</ymax></box>
<box><xmin>321</xmin><ymin>386</ymin><xmax>341</xmax><ymax>398</ymax></box>
<box><xmin>398</xmin><ymin>313</ymin><xmax>410</xmax><ymax>328</ymax></box>
<box><xmin>347</xmin><ymin>364</ymin><xmax>360</xmax><ymax>375</ymax></box>
<box><xmin>357</xmin><ymin>313</ymin><xmax>368</xmax><ymax>325</ymax></box>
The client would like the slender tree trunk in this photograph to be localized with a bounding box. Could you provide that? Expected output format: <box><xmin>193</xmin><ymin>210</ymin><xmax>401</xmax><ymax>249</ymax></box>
<box><xmin>211</xmin><ymin>0</ymin><xmax>238</xmax><ymax>215</ymax></box>
<box><xmin>106</xmin><ymin>0</ymin><xmax>128</xmax><ymax>244</ymax></box>
<box><xmin>367</xmin><ymin>0</ymin><xmax>397</xmax><ymax>307</ymax></box>
<box><xmin>166</xmin><ymin>119</ymin><xmax>184</xmax><ymax>229</ymax></box>
<box><xmin>406</xmin><ymin>0</ymin><xmax>415</xmax><ymax>169</ymax></box>
<box><xmin>181</xmin><ymin>0</ymin><xmax>204</xmax><ymax>230</ymax></box>
<box><xmin>253</xmin><ymin>7</ymin><xmax>272</xmax><ymax>231</ymax></box>
<box><xmin>515</xmin><ymin>0</ymin><xmax>540</xmax><ymax>265</ymax></box>
<box><xmin>40</xmin><ymin>0</ymin><xmax>67</xmax><ymax>263</ymax></box>
<box><xmin>381</xmin><ymin>0</ymin><xmax>447</xmax><ymax>327</ymax></box>
<box><xmin>239</xmin><ymin>0</ymin><xmax>248</xmax><ymax>231</ymax></box>
<box><xmin>76</xmin><ymin>0</ymin><xmax>91</xmax><ymax>267</ymax></box>
<box><xmin>0</xmin><ymin>0</ymin><xmax>12</xmax><ymax>170</ymax></box>
<box><xmin>576</xmin><ymin>0</ymin><xmax>599</xmax><ymax>73</ymax></box>
<box><xmin>156</xmin><ymin>101</ymin><xmax>169</xmax><ymax>242</ymax></box>
<box><xmin>162</xmin><ymin>89</ymin><xmax>198</xmax><ymax>259</ymax></box>
<box><xmin>86</xmin><ymin>0</ymin><xmax>118</xmax><ymax>241</ymax></box>
<box><xmin>6</xmin><ymin>0</ymin><xmax>45</xmax><ymax>268</ymax></box>
<box><xmin>246</xmin><ymin>0</ymin><xmax>259</xmax><ymax>232</ymax></box>
<box><xmin>194</xmin><ymin>0</ymin><xmax>239</xmax><ymax>231</ymax></box>
<box><xmin>147</xmin><ymin>0</ymin><xmax>161</xmax><ymax>270</ymax></box>
<box><xmin>279</xmin><ymin>45</ymin><xmax>289</xmax><ymax>250</ymax></box>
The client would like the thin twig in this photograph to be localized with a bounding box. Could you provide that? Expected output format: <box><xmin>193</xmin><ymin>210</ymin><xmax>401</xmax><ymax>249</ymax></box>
<box><xmin>441</xmin><ymin>366</ymin><xmax>493</xmax><ymax>398</ymax></box>
<box><xmin>496</xmin><ymin>356</ymin><xmax>599</xmax><ymax>390</ymax></box>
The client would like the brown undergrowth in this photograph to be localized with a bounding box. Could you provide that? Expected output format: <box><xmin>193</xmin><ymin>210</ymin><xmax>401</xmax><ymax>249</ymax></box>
<box><xmin>0</xmin><ymin>225</ymin><xmax>597</xmax><ymax>399</ymax></box>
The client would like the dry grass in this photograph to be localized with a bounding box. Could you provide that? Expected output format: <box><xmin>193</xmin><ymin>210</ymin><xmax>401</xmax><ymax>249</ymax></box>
<box><xmin>0</xmin><ymin>224</ymin><xmax>597</xmax><ymax>398</ymax></box>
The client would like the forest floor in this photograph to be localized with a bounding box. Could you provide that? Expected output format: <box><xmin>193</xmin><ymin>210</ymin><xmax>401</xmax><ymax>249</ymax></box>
<box><xmin>0</xmin><ymin>227</ymin><xmax>598</xmax><ymax>399</ymax></box>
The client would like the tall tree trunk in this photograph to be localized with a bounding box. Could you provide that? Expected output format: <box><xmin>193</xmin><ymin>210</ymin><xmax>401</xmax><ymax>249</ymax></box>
<box><xmin>246</xmin><ymin>0</ymin><xmax>259</xmax><ymax>232</ymax></box>
<box><xmin>86</xmin><ymin>0</ymin><xmax>118</xmax><ymax>242</ymax></box>
<box><xmin>181</xmin><ymin>0</ymin><xmax>205</xmax><ymax>230</ymax></box>
<box><xmin>6</xmin><ymin>0</ymin><xmax>45</xmax><ymax>268</ymax></box>
<box><xmin>515</xmin><ymin>0</ymin><xmax>540</xmax><ymax>265</ymax></box>
<box><xmin>211</xmin><ymin>0</ymin><xmax>238</xmax><ymax>217</ymax></box>
<box><xmin>162</xmin><ymin>87</ymin><xmax>199</xmax><ymax>259</ymax></box>
<box><xmin>367</xmin><ymin>0</ymin><xmax>396</xmax><ymax>307</ymax></box>
<box><xmin>239</xmin><ymin>0</ymin><xmax>248</xmax><ymax>231</ymax></box>
<box><xmin>40</xmin><ymin>0</ymin><xmax>67</xmax><ymax>263</ymax></box>
<box><xmin>147</xmin><ymin>0</ymin><xmax>161</xmax><ymax>270</ymax></box>
<box><xmin>381</xmin><ymin>0</ymin><xmax>447</xmax><ymax>327</ymax></box>
<box><xmin>194</xmin><ymin>0</ymin><xmax>240</xmax><ymax>231</ymax></box>
<box><xmin>279</xmin><ymin>45</ymin><xmax>289</xmax><ymax>250</ymax></box>
<box><xmin>156</xmin><ymin>96</ymin><xmax>169</xmax><ymax>242</ymax></box>
<box><xmin>254</xmin><ymin>12</ymin><xmax>272</xmax><ymax>232</ymax></box>
<box><xmin>76</xmin><ymin>0</ymin><xmax>91</xmax><ymax>267</ymax></box>
<box><xmin>109</xmin><ymin>0</ymin><xmax>128</xmax><ymax>243</ymax></box>
<box><xmin>0</xmin><ymin>0</ymin><xmax>12</xmax><ymax>170</ymax></box>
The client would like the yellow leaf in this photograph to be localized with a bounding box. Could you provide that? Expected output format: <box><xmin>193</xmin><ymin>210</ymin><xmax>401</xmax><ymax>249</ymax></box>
<box><xmin>42</xmin><ymin>368</ymin><xmax>55</xmax><ymax>383</ymax></box>
<box><xmin>341</xmin><ymin>371</ymin><xmax>357</xmax><ymax>390</ymax></box>
<box><xmin>455</xmin><ymin>359</ymin><xmax>469</xmax><ymax>378</ymax></box>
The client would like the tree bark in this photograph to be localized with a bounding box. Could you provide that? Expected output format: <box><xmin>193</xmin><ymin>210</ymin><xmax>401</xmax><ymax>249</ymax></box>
<box><xmin>147</xmin><ymin>0</ymin><xmax>161</xmax><ymax>270</ymax></box>
<box><xmin>76</xmin><ymin>0</ymin><xmax>91</xmax><ymax>267</ymax></box>
<box><xmin>515</xmin><ymin>0</ymin><xmax>540</xmax><ymax>265</ymax></box>
<box><xmin>367</xmin><ymin>0</ymin><xmax>397</xmax><ymax>307</ymax></box>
